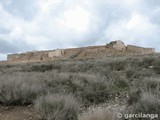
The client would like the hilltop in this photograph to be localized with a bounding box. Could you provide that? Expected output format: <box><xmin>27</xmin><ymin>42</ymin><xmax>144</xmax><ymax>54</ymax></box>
<box><xmin>5</xmin><ymin>40</ymin><xmax>155</xmax><ymax>63</ymax></box>
<box><xmin>0</xmin><ymin>41</ymin><xmax>160</xmax><ymax>120</ymax></box>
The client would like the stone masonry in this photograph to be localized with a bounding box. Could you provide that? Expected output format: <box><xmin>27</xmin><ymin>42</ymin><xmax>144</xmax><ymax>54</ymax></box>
<box><xmin>6</xmin><ymin>40</ymin><xmax>156</xmax><ymax>63</ymax></box>
<box><xmin>106</xmin><ymin>40</ymin><xmax>126</xmax><ymax>51</ymax></box>
<box><xmin>48</xmin><ymin>49</ymin><xmax>64</xmax><ymax>58</ymax></box>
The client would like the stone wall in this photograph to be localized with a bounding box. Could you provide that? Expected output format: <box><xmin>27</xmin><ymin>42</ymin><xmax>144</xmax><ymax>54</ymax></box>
<box><xmin>7</xmin><ymin>54</ymin><xmax>20</xmax><ymax>62</ymax></box>
<box><xmin>7</xmin><ymin>51</ymin><xmax>49</xmax><ymax>63</ymax></box>
<box><xmin>6</xmin><ymin>40</ymin><xmax>156</xmax><ymax>63</ymax></box>
<box><xmin>127</xmin><ymin>45</ymin><xmax>155</xmax><ymax>54</ymax></box>
<box><xmin>106</xmin><ymin>40</ymin><xmax>126</xmax><ymax>51</ymax></box>
<box><xmin>48</xmin><ymin>49</ymin><xmax>64</xmax><ymax>58</ymax></box>
<box><xmin>78</xmin><ymin>46</ymin><xmax>106</xmax><ymax>57</ymax></box>
<box><xmin>7</xmin><ymin>49</ymin><xmax>65</xmax><ymax>63</ymax></box>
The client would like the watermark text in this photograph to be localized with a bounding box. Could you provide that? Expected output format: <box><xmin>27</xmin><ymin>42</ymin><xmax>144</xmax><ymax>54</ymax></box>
<box><xmin>117</xmin><ymin>113</ymin><xmax>158</xmax><ymax>119</ymax></box>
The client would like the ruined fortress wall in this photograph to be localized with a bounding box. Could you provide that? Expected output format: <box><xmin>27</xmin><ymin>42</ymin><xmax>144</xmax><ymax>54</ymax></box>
<box><xmin>48</xmin><ymin>49</ymin><xmax>64</xmax><ymax>58</ymax></box>
<box><xmin>127</xmin><ymin>45</ymin><xmax>155</xmax><ymax>54</ymax></box>
<box><xmin>84</xmin><ymin>46</ymin><xmax>106</xmax><ymax>54</ymax></box>
<box><xmin>75</xmin><ymin>46</ymin><xmax>109</xmax><ymax>59</ymax></box>
<box><xmin>7</xmin><ymin>51</ymin><xmax>49</xmax><ymax>63</ymax></box>
<box><xmin>112</xmin><ymin>43</ymin><xmax>126</xmax><ymax>51</ymax></box>
<box><xmin>63</xmin><ymin>48</ymin><xmax>81</xmax><ymax>57</ymax></box>
<box><xmin>7</xmin><ymin>54</ymin><xmax>20</xmax><ymax>62</ymax></box>
<box><xmin>29</xmin><ymin>51</ymin><xmax>49</xmax><ymax>61</ymax></box>
<box><xmin>6</xmin><ymin>41</ymin><xmax>156</xmax><ymax>63</ymax></box>
<box><xmin>7</xmin><ymin>49</ymin><xmax>66</xmax><ymax>63</ymax></box>
<box><xmin>106</xmin><ymin>41</ymin><xmax>126</xmax><ymax>51</ymax></box>
<box><xmin>62</xmin><ymin>46</ymin><xmax>106</xmax><ymax>59</ymax></box>
<box><xmin>81</xmin><ymin>45</ymin><xmax>106</xmax><ymax>49</ymax></box>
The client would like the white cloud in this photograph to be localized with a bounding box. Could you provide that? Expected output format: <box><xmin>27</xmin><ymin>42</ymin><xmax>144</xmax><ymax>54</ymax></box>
<box><xmin>38</xmin><ymin>0</ymin><xmax>63</xmax><ymax>13</ymax></box>
<box><xmin>104</xmin><ymin>12</ymin><xmax>158</xmax><ymax>47</ymax></box>
<box><xmin>61</xmin><ymin>6</ymin><xmax>90</xmax><ymax>32</ymax></box>
<box><xmin>125</xmin><ymin>13</ymin><xmax>156</xmax><ymax>33</ymax></box>
<box><xmin>0</xmin><ymin>0</ymin><xmax>160</xmax><ymax>60</ymax></box>
<box><xmin>0</xmin><ymin>54</ymin><xmax>7</xmax><ymax>60</ymax></box>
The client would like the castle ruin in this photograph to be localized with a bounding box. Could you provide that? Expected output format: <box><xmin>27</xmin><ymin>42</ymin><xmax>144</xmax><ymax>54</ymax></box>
<box><xmin>106</xmin><ymin>40</ymin><xmax>126</xmax><ymax>51</ymax></box>
<box><xmin>6</xmin><ymin>40</ymin><xmax>155</xmax><ymax>63</ymax></box>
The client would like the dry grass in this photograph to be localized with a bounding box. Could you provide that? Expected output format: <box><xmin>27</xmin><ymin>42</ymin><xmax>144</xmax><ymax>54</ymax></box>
<box><xmin>35</xmin><ymin>94</ymin><xmax>80</xmax><ymax>120</ymax></box>
<box><xmin>78</xmin><ymin>107</ymin><xmax>113</xmax><ymax>120</ymax></box>
<box><xmin>0</xmin><ymin>54</ymin><xmax>160</xmax><ymax>119</ymax></box>
<box><xmin>129</xmin><ymin>92</ymin><xmax>160</xmax><ymax>120</ymax></box>
<box><xmin>0</xmin><ymin>72</ymin><xmax>46</xmax><ymax>105</ymax></box>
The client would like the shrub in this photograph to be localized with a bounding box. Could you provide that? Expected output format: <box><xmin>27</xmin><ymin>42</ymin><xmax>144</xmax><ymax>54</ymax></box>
<box><xmin>113</xmin><ymin>79</ymin><xmax>129</xmax><ymax>91</ymax></box>
<box><xmin>82</xmin><ymin>88</ymin><xmax>110</xmax><ymax>105</ymax></box>
<box><xmin>153</xmin><ymin>59</ymin><xmax>160</xmax><ymax>74</ymax></box>
<box><xmin>0</xmin><ymin>73</ymin><xmax>46</xmax><ymax>105</ymax></box>
<box><xmin>35</xmin><ymin>94</ymin><xmax>80</xmax><ymax>120</ymax></box>
<box><xmin>131</xmin><ymin>92</ymin><xmax>160</xmax><ymax>119</ymax></box>
<box><xmin>79</xmin><ymin>77</ymin><xmax>110</xmax><ymax>105</ymax></box>
<box><xmin>125</xmin><ymin>68</ymin><xmax>137</xmax><ymax>79</ymax></box>
<box><xmin>44</xmin><ymin>72</ymin><xmax>110</xmax><ymax>106</ymax></box>
<box><xmin>140</xmin><ymin>57</ymin><xmax>155</xmax><ymax>68</ymax></box>
<box><xmin>1</xmin><ymin>54</ymin><xmax>160</xmax><ymax>110</ymax></box>
<box><xmin>128</xmin><ymin>89</ymin><xmax>141</xmax><ymax>105</ymax></box>
<box><xmin>108</xmin><ymin>60</ymin><xmax>126</xmax><ymax>71</ymax></box>
<box><xmin>30</xmin><ymin>64</ymin><xmax>53</xmax><ymax>72</ymax></box>
<box><xmin>144</xmin><ymin>77</ymin><xmax>160</xmax><ymax>92</ymax></box>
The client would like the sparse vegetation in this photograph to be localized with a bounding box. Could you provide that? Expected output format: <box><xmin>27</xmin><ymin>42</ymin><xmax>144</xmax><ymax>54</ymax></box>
<box><xmin>35</xmin><ymin>94</ymin><xmax>80</xmax><ymax>120</ymax></box>
<box><xmin>0</xmin><ymin>54</ymin><xmax>160</xmax><ymax>119</ymax></box>
<box><xmin>153</xmin><ymin>59</ymin><xmax>160</xmax><ymax>74</ymax></box>
<box><xmin>0</xmin><ymin>72</ymin><xmax>46</xmax><ymax>105</ymax></box>
<box><xmin>78</xmin><ymin>107</ymin><xmax>113</xmax><ymax>120</ymax></box>
<box><xmin>130</xmin><ymin>92</ymin><xmax>160</xmax><ymax>120</ymax></box>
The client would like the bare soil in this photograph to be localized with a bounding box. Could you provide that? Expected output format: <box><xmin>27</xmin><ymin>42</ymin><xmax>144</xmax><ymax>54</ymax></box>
<box><xmin>0</xmin><ymin>105</ymin><xmax>39</xmax><ymax>120</ymax></box>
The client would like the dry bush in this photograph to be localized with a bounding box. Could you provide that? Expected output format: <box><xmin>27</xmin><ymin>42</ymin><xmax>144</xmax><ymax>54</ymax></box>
<box><xmin>35</xmin><ymin>94</ymin><xmax>80</xmax><ymax>120</ymax></box>
<box><xmin>44</xmin><ymin>71</ymin><xmax>111</xmax><ymax>105</ymax></box>
<box><xmin>108</xmin><ymin>60</ymin><xmax>126</xmax><ymax>71</ymax></box>
<box><xmin>128</xmin><ymin>88</ymin><xmax>141</xmax><ymax>105</ymax></box>
<box><xmin>153</xmin><ymin>58</ymin><xmax>160</xmax><ymax>74</ymax></box>
<box><xmin>1</xmin><ymin>54</ymin><xmax>160</xmax><ymax>111</ymax></box>
<box><xmin>78</xmin><ymin>107</ymin><xmax>113</xmax><ymax>120</ymax></box>
<box><xmin>0</xmin><ymin>72</ymin><xmax>46</xmax><ymax>105</ymax></box>
<box><xmin>143</xmin><ymin>77</ymin><xmax>160</xmax><ymax>92</ymax></box>
<box><xmin>131</xmin><ymin>92</ymin><xmax>160</xmax><ymax>118</ymax></box>
<box><xmin>139</xmin><ymin>57</ymin><xmax>155</xmax><ymax>68</ymax></box>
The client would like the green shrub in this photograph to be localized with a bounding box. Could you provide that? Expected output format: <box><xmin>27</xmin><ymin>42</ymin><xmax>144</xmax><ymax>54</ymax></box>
<box><xmin>35</xmin><ymin>94</ymin><xmax>80</xmax><ymax>120</ymax></box>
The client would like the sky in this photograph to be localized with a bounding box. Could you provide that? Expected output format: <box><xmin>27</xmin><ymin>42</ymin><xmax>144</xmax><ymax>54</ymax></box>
<box><xmin>0</xmin><ymin>0</ymin><xmax>160</xmax><ymax>60</ymax></box>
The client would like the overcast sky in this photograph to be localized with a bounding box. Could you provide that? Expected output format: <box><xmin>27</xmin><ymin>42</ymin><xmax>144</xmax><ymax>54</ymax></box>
<box><xmin>0</xmin><ymin>0</ymin><xmax>160</xmax><ymax>60</ymax></box>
